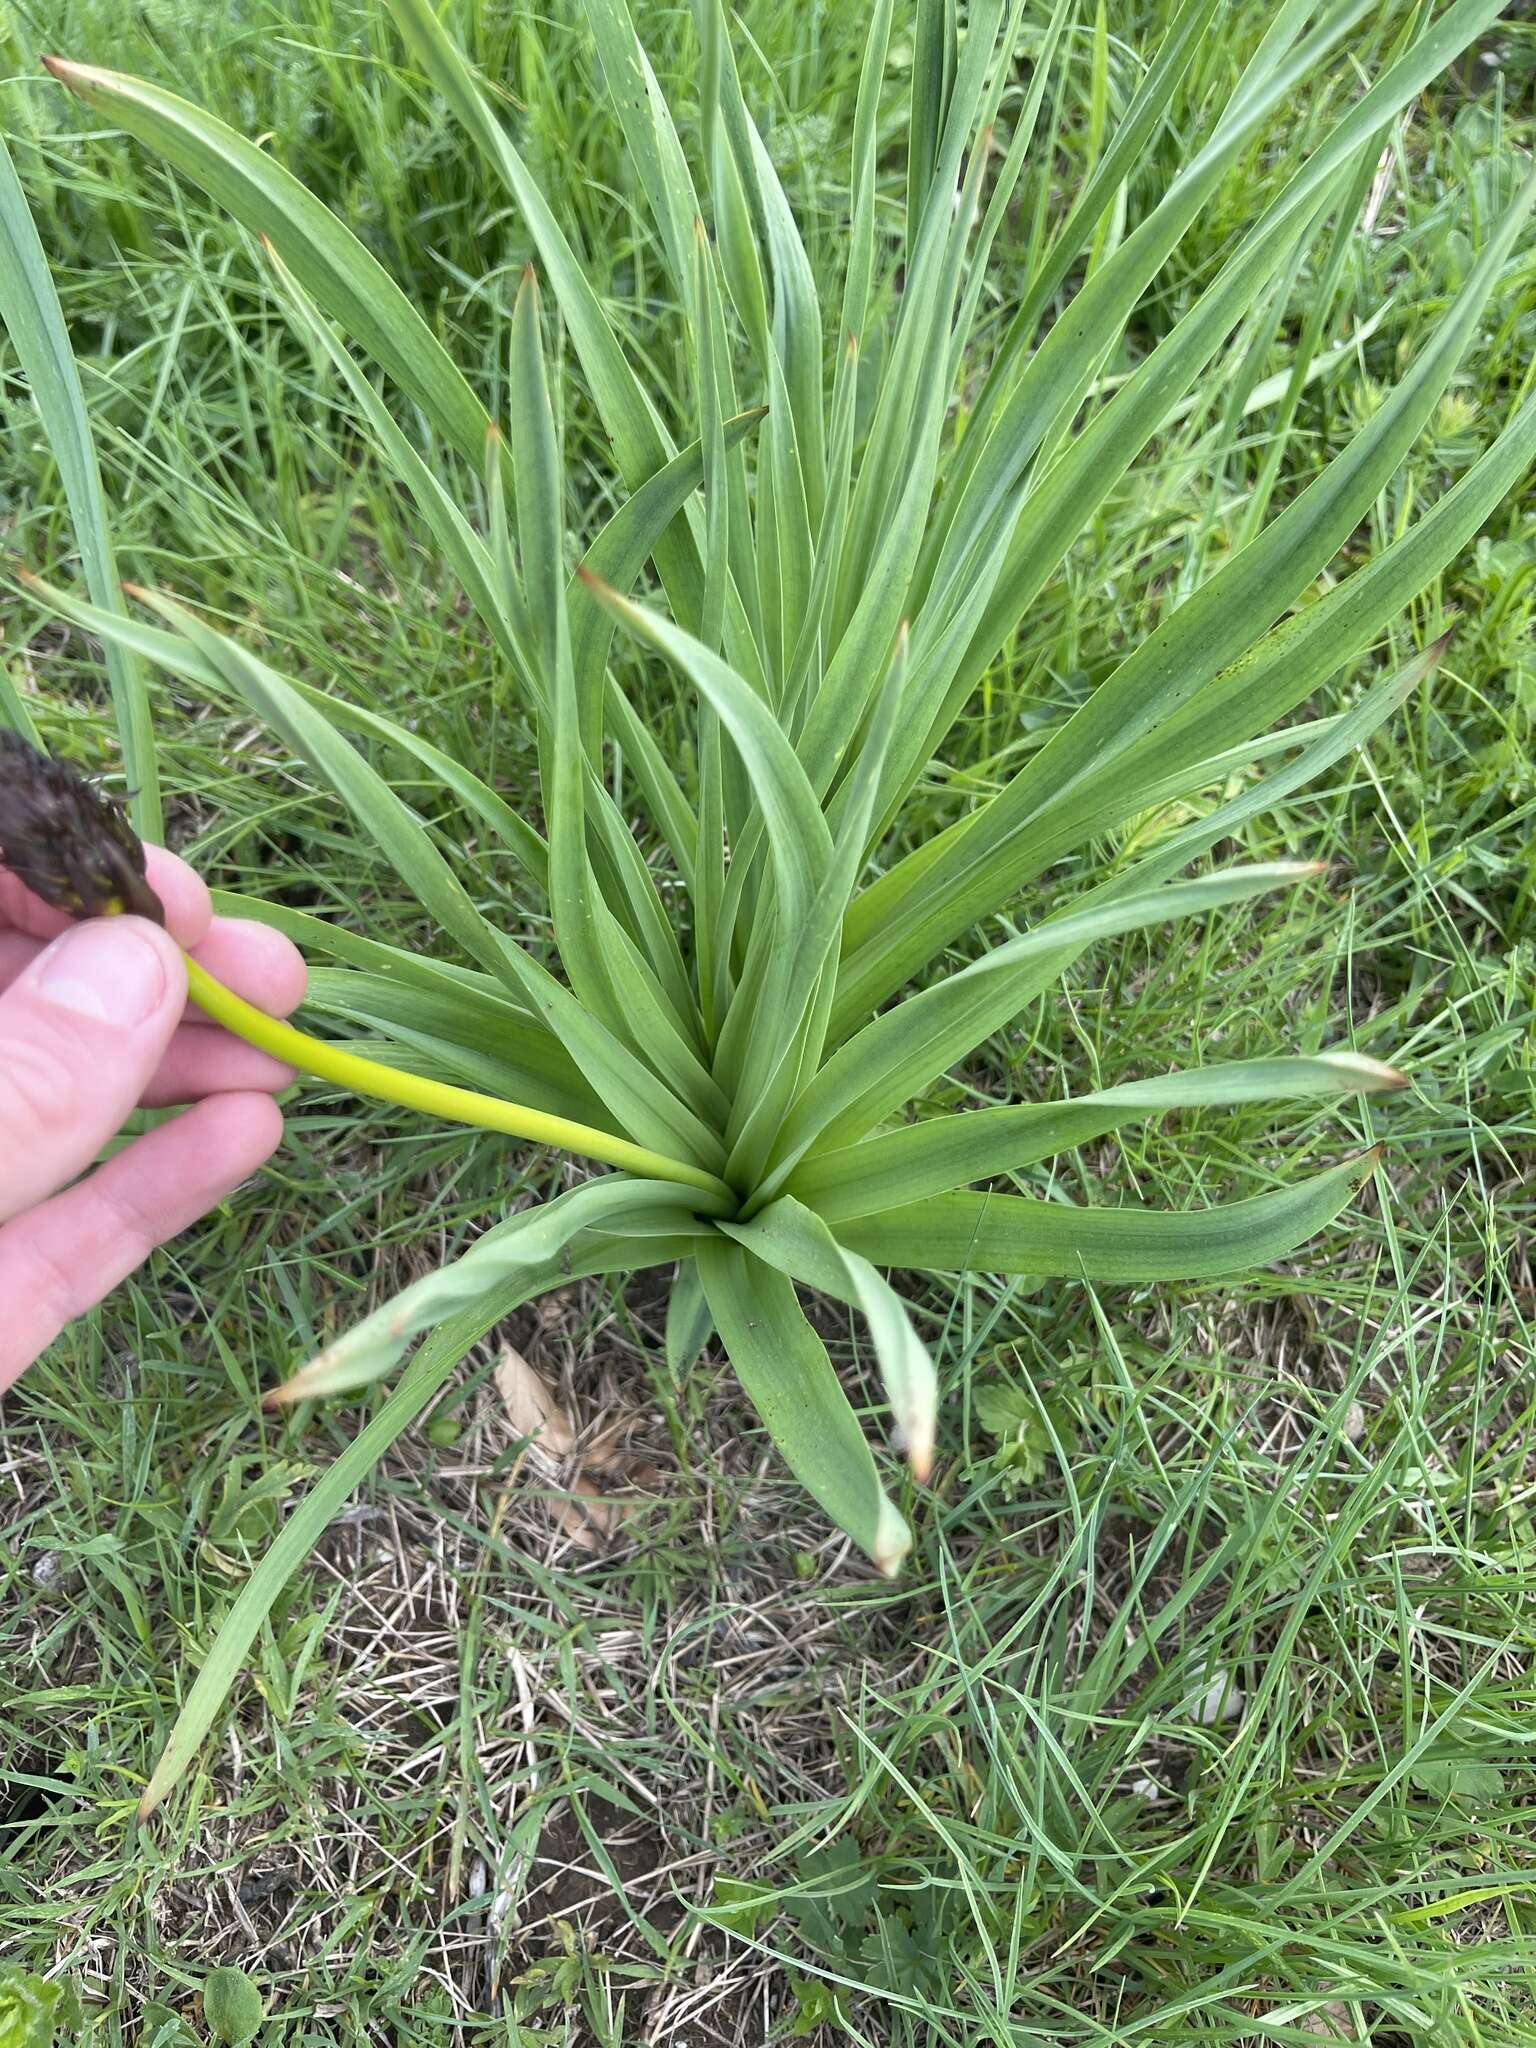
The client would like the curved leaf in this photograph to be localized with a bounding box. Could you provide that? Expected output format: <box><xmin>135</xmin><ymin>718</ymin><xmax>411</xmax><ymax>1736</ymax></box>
<box><xmin>775</xmin><ymin>864</ymin><xmax>1321</xmax><ymax>1184</ymax></box>
<box><xmin>137</xmin><ymin>1242</ymin><xmax>685</xmax><ymax>1817</ymax></box>
<box><xmin>0</xmin><ymin>129</ymin><xmax>156</xmax><ymax>828</ymax></box>
<box><xmin>44</xmin><ymin>57</ymin><xmax>489</xmax><ymax>467</ymax></box>
<box><xmin>840</xmin><ymin>1151</ymin><xmax>1380</xmax><ymax>1279</ymax></box>
<box><xmin>272</xmin><ymin>1178</ymin><xmax>723</xmax><ymax>1402</ymax></box>
<box><xmin>790</xmin><ymin>1052</ymin><xmax>1405</xmax><ymax>1223</ymax></box>
<box><xmin>722</xmin><ymin>1196</ymin><xmax>938</xmax><ymax>1481</ymax></box>
<box><xmin>840</xmin><ymin>154</ymin><xmax>1534</xmax><ymax>1023</ymax></box>
<box><xmin>698</xmin><ymin>1237</ymin><xmax>911</xmax><ymax>1574</ymax></box>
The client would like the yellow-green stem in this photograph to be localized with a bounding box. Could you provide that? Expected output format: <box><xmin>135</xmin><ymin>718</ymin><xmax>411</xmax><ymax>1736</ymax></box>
<box><xmin>182</xmin><ymin>955</ymin><xmax>732</xmax><ymax>1205</ymax></box>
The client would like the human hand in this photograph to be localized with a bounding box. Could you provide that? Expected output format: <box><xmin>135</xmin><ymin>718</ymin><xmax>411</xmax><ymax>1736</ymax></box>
<box><xmin>0</xmin><ymin>843</ymin><xmax>306</xmax><ymax>1390</ymax></box>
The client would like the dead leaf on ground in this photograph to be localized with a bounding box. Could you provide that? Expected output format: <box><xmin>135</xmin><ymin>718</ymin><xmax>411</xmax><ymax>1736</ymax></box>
<box><xmin>1297</xmin><ymin>2008</ymin><xmax>1359</xmax><ymax>2041</ymax></box>
<box><xmin>495</xmin><ymin>1345</ymin><xmax>578</xmax><ymax>1459</ymax></box>
<box><xmin>492</xmin><ymin>1345</ymin><xmax>662</xmax><ymax>1553</ymax></box>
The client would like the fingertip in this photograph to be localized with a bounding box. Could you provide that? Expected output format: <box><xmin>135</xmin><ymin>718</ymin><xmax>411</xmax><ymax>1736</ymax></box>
<box><xmin>212</xmin><ymin>1088</ymin><xmax>286</xmax><ymax>1164</ymax></box>
<box><xmin>126</xmin><ymin>914</ymin><xmax>190</xmax><ymax>1011</ymax></box>
<box><xmin>142</xmin><ymin>845</ymin><xmax>213</xmax><ymax>947</ymax></box>
<box><xmin>187</xmin><ymin>916</ymin><xmax>307</xmax><ymax>1017</ymax></box>
<box><xmin>38</xmin><ymin>913</ymin><xmax>187</xmax><ymax>1019</ymax></box>
<box><xmin>169</xmin><ymin>1089</ymin><xmax>286</xmax><ymax>1188</ymax></box>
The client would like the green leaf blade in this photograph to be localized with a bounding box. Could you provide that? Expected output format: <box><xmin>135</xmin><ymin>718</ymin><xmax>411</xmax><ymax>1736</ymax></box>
<box><xmin>840</xmin><ymin>1151</ymin><xmax>1381</xmax><ymax>1280</ymax></box>
<box><xmin>698</xmin><ymin>1238</ymin><xmax>911</xmax><ymax>1574</ymax></box>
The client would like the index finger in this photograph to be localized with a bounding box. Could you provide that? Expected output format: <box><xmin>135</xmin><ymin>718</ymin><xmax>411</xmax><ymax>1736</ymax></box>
<box><xmin>0</xmin><ymin>843</ymin><xmax>213</xmax><ymax>949</ymax></box>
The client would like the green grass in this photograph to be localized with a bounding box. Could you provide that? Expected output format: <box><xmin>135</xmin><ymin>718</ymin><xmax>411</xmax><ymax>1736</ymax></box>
<box><xmin>3</xmin><ymin>1</ymin><xmax>1536</xmax><ymax>2040</ymax></box>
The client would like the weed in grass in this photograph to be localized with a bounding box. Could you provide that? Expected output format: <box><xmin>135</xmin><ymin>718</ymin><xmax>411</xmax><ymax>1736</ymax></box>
<box><xmin>1</xmin><ymin>2</ymin><xmax>1535</xmax><ymax>2041</ymax></box>
<box><xmin>9</xmin><ymin>0</ymin><xmax>1530</xmax><ymax>1815</ymax></box>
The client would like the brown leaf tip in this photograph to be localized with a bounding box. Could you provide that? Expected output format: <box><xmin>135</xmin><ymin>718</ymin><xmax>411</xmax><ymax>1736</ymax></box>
<box><xmin>40</xmin><ymin>55</ymin><xmax>111</xmax><ymax>92</ymax></box>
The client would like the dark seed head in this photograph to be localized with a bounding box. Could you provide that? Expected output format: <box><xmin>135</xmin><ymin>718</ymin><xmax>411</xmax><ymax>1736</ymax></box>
<box><xmin>0</xmin><ymin>727</ymin><xmax>165</xmax><ymax>924</ymax></box>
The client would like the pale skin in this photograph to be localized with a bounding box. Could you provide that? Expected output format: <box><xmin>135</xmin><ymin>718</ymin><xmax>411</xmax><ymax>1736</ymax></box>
<box><xmin>0</xmin><ymin>843</ymin><xmax>305</xmax><ymax>1391</ymax></box>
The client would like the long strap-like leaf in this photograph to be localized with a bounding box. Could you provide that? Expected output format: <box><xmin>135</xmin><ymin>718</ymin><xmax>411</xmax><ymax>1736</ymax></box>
<box><xmin>840</xmin><ymin>316</ymin><xmax>1536</xmax><ymax>1031</ymax></box>
<box><xmin>779</xmin><ymin>866</ymin><xmax>1319</xmax><ymax>1183</ymax></box>
<box><xmin>0</xmin><ymin>127</ymin><xmax>157</xmax><ymax>829</ymax></box>
<box><xmin>137</xmin><ymin>1234</ymin><xmax>690</xmax><ymax>1818</ymax></box>
<box><xmin>790</xmin><ymin>1053</ymin><xmax>1405</xmax><ymax>1223</ymax></box>
<box><xmin>841</xmin><ymin>1151</ymin><xmax>1379</xmax><ymax>1279</ymax></box>
<box><xmin>721</xmin><ymin>1196</ymin><xmax>938</xmax><ymax>1482</ymax></box>
<box><xmin>44</xmin><ymin>57</ymin><xmax>489</xmax><ymax>471</ymax></box>
<box><xmin>273</xmin><ymin>1177</ymin><xmax>724</xmax><ymax>1401</ymax></box>
<box><xmin>698</xmin><ymin>1237</ymin><xmax>911</xmax><ymax>1574</ymax></box>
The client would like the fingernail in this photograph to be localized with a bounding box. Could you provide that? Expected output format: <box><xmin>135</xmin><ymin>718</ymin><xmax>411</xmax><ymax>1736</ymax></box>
<box><xmin>33</xmin><ymin>920</ymin><xmax>168</xmax><ymax>1025</ymax></box>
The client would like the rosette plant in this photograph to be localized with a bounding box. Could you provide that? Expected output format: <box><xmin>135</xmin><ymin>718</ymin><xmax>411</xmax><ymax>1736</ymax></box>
<box><xmin>4</xmin><ymin>0</ymin><xmax>1533</xmax><ymax>1811</ymax></box>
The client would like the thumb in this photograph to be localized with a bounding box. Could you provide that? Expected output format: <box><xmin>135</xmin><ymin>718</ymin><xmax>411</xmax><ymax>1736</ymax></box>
<box><xmin>0</xmin><ymin>917</ymin><xmax>187</xmax><ymax>1222</ymax></box>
